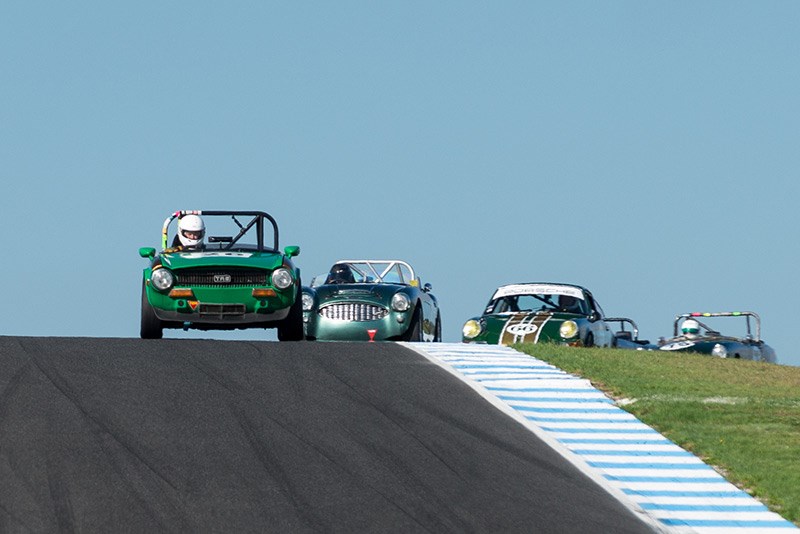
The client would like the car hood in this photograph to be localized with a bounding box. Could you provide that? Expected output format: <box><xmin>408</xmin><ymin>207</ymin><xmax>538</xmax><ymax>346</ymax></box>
<box><xmin>159</xmin><ymin>250</ymin><xmax>285</xmax><ymax>270</ymax></box>
<box><xmin>658</xmin><ymin>335</ymin><xmax>746</xmax><ymax>351</ymax></box>
<box><xmin>479</xmin><ymin>310</ymin><xmax>587</xmax><ymax>344</ymax></box>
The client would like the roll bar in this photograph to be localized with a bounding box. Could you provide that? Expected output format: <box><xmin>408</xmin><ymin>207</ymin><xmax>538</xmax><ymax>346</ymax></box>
<box><xmin>161</xmin><ymin>210</ymin><xmax>279</xmax><ymax>252</ymax></box>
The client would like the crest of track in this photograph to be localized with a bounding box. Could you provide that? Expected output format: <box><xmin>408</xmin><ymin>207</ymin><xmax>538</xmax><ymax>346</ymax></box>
<box><xmin>0</xmin><ymin>337</ymin><xmax>656</xmax><ymax>533</ymax></box>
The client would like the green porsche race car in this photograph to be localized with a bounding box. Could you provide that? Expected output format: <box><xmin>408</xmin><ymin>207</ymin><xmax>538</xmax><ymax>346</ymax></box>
<box><xmin>139</xmin><ymin>210</ymin><xmax>303</xmax><ymax>340</ymax></box>
<box><xmin>302</xmin><ymin>260</ymin><xmax>441</xmax><ymax>342</ymax></box>
<box><xmin>462</xmin><ymin>282</ymin><xmax>617</xmax><ymax>347</ymax></box>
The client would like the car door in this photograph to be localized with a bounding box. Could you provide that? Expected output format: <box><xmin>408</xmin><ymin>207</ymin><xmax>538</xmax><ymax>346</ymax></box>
<box><xmin>586</xmin><ymin>294</ymin><xmax>614</xmax><ymax>347</ymax></box>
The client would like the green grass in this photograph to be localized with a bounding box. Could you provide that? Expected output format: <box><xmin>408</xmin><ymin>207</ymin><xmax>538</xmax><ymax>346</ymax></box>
<box><xmin>514</xmin><ymin>343</ymin><xmax>800</xmax><ymax>525</ymax></box>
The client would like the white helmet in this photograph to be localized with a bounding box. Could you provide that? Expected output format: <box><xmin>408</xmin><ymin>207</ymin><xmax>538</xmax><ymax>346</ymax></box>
<box><xmin>178</xmin><ymin>214</ymin><xmax>205</xmax><ymax>248</ymax></box>
<box><xmin>681</xmin><ymin>319</ymin><xmax>700</xmax><ymax>335</ymax></box>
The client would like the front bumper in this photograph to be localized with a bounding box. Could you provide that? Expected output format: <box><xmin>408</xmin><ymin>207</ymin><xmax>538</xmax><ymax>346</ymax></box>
<box><xmin>146</xmin><ymin>284</ymin><xmax>294</xmax><ymax>326</ymax></box>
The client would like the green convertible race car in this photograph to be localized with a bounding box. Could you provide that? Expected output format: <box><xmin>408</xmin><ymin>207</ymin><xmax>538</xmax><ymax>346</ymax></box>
<box><xmin>657</xmin><ymin>311</ymin><xmax>777</xmax><ymax>362</ymax></box>
<box><xmin>462</xmin><ymin>282</ymin><xmax>618</xmax><ymax>347</ymax></box>
<box><xmin>302</xmin><ymin>259</ymin><xmax>441</xmax><ymax>342</ymax></box>
<box><xmin>139</xmin><ymin>210</ymin><xmax>303</xmax><ymax>340</ymax></box>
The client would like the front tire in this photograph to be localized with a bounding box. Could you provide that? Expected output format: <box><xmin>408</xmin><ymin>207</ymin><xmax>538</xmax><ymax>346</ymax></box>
<box><xmin>584</xmin><ymin>332</ymin><xmax>594</xmax><ymax>348</ymax></box>
<box><xmin>402</xmin><ymin>306</ymin><xmax>423</xmax><ymax>342</ymax></box>
<box><xmin>433</xmin><ymin>314</ymin><xmax>442</xmax><ymax>342</ymax></box>
<box><xmin>140</xmin><ymin>282</ymin><xmax>164</xmax><ymax>339</ymax></box>
<box><xmin>277</xmin><ymin>287</ymin><xmax>304</xmax><ymax>341</ymax></box>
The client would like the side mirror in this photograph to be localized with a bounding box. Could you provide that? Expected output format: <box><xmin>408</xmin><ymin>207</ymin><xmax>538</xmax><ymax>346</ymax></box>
<box><xmin>423</xmin><ymin>283</ymin><xmax>433</xmax><ymax>293</ymax></box>
<box><xmin>589</xmin><ymin>311</ymin><xmax>601</xmax><ymax>323</ymax></box>
<box><xmin>139</xmin><ymin>247</ymin><xmax>156</xmax><ymax>259</ymax></box>
<box><xmin>284</xmin><ymin>245</ymin><xmax>300</xmax><ymax>257</ymax></box>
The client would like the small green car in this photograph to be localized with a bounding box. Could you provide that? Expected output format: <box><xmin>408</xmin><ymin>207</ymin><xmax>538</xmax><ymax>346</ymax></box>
<box><xmin>139</xmin><ymin>210</ymin><xmax>303</xmax><ymax>340</ymax></box>
<box><xmin>302</xmin><ymin>260</ymin><xmax>441</xmax><ymax>342</ymax></box>
<box><xmin>462</xmin><ymin>282</ymin><xmax>616</xmax><ymax>347</ymax></box>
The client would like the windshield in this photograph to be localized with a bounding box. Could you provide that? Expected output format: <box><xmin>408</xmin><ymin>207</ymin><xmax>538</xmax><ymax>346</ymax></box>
<box><xmin>486</xmin><ymin>284</ymin><xmax>589</xmax><ymax>315</ymax></box>
<box><xmin>323</xmin><ymin>260</ymin><xmax>415</xmax><ymax>285</ymax></box>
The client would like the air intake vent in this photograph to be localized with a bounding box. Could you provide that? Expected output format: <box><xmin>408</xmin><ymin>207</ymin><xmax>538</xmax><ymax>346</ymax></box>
<box><xmin>199</xmin><ymin>304</ymin><xmax>246</xmax><ymax>316</ymax></box>
<box><xmin>176</xmin><ymin>268</ymin><xmax>268</xmax><ymax>287</ymax></box>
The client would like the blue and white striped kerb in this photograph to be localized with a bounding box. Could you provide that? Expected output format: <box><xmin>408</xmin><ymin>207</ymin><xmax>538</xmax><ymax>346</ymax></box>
<box><xmin>407</xmin><ymin>343</ymin><xmax>797</xmax><ymax>534</ymax></box>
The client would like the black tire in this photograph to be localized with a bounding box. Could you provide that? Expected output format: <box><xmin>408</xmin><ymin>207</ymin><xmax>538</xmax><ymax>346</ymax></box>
<box><xmin>277</xmin><ymin>287</ymin><xmax>304</xmax><ymax>341</ymax></box>
<box><xmin>433</xmin><ymin>314</ymin><xmax>442</xmax><ymax>342</ymax></box>
<box><xmin>402</xmin><ymin>306</ymin><xmax>423</xmax><ymax>342</ymax></box>
<box><xmin>584</xmin><ymin>332</ymin><xmax>594</xmax><ymax>348</ymax></box>
<box><xmin>140</xmin><ymin>282</ymin><xmax>164</xmax><ymax>339</ymax></box>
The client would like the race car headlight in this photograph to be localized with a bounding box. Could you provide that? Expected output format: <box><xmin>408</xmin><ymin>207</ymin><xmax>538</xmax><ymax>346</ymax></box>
<box><xmin>301</xmin><ymin>292</ymin><xmax>314</xmax><ymax>311</ymax></box>
<box><xmin>712</xmin><ymin>343</ymin><xmax>728</xmax><ymax>358</ymax></box>
<box><xmin>559</xmin><ymin>320</ymin><xmax>579</xmax><ymax>339</ymax></box>
<box><xmin>462</xmin><ymin>319</ymin><xmax>483</xmax><ymax>339</ymax></box>
<box><xmin>391</xmin><ymin>293</ymin><xmax>411</xmax><ymax>312</ymax></box>
<box><xmin>271</xmin><ymin>268</ymin><xmax>293</xmax><ymax>290</ymax></box>
<box><xmin>150</xmin><ymin>268</ymin><xmax>175</xmax><ymax>291</ymax></box>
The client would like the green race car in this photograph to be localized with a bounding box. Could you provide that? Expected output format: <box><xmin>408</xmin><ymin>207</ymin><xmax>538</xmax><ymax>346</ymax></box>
<box><xmin>462</xmin><ymin>282</ymin><xmax>617</xmax><ymax>347</ymax></box>
<box><xmin>302</xmin><ymin>260</ymin><xmax>441</xmax><ymax>342</ymax></box>
<box><xmin>139</xmin><ymin>210</ymin><xmax>303</xmax><ymax>340</ymax></box>
<box><xmin>657</xmin><ymin>311</ymin><xmax>777</xmax><ymax>362</ymax></box>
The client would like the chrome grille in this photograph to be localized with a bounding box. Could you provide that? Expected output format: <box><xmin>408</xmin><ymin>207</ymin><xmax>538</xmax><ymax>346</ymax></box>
<box><xmin>176</xmin><ymin>268</ymin><xmax>268</xmax><ymax>287</ymax></box>
<box><xmin>319</xmin><ymin>303</ymin><xmax>388</xmax><ymax>322</ymax></box>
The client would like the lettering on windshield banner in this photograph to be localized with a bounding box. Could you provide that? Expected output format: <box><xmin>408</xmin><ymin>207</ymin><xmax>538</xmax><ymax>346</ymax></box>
<box><xmin>493</xmin><ymin>284</ymin><xmax>584</xmax><ymax>300</ymax></box>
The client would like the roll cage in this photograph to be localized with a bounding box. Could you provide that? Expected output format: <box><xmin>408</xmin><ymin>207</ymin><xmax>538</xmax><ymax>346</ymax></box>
<box><xmin>606</xmin><ymin>317</ymin><xmax>644</xmax><ymax>342</ymax></box>
<box><xmin>326</xmin><ymin>260</ymin><xmax>417</xmax><ymax>285</ymax></box>
<box><xmin>161</xmin><ymin>210</ymin><xmax>280</xmax><ymax>252</ymax></box>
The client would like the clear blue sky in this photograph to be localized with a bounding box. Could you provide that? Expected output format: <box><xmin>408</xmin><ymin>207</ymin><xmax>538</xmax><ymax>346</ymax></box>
<box><xmin>2</xmin><ymin>2</ymin><xmax>799</xmax><ymax>366</ymax></box>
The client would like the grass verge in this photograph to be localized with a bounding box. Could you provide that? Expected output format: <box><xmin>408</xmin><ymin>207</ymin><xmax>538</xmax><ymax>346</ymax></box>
<box><xmin>514</xmin><ymin>343</ymin><xmax>800</xmax><ymax>525</ymax></box>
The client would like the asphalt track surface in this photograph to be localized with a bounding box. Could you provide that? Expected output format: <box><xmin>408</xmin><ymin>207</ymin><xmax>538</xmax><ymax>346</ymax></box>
<box><xmin>0</xmin><ymin>337</ymin><xmax>657</xmax><ymax>533</ymax></box>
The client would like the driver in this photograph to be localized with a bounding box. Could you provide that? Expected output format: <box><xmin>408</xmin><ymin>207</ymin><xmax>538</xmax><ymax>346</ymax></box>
<box><xmin>175</xmin><ymin>214</ymin><xmax>206</xmax><ymax>249</ymax></box>
<box><xmin>558</xmin><ymin>295</ymin><xmax>582</xmax><ymax>314</ymax></box>
<box><xmin>681</xmin><ymin>319</ymin><xmax>701</xmax><ymax>339</ymax></box>
<box><xmin>326</xmin><ymin>263</ymin><xmax>355</xmax><ymax>284</ymax></box>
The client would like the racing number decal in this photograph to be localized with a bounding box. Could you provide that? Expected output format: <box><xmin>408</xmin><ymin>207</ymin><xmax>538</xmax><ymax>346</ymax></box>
<box><xmin>500</xmin><ymin>313</ymin><xmax>551</xmax><ymax>346</ymax></box>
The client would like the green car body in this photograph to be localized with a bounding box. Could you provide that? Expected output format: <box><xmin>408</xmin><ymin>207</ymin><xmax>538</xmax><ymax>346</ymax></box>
<box><xmin>139</xmin><ymin>210</ymin><xmax>303</xmax><ymax>340</ymax></box>
<box><xmin>462</xmin><ymin>282</ymin><xmax>616</xmax><ymax>347</ymax></box>
<box><xmin>302</xmin><ymin>260</ymin><xmax>441</xmax><ymax>342</ymax></box>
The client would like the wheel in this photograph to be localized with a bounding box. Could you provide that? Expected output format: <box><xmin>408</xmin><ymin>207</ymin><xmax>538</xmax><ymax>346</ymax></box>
<box><xmin>402</xmin><ymin>306</ymin><xmax>423</xmax><ymax>342</ymax></box>
<box><xmin>277</xmin><ymin>287</ymin><xmax>304</xmax><ymax>341</ymax></box>
<box><xmin>140</xmin><ymin>282</ymin><xmax>164</xmax><ymax>339</ymax></box>
<box><xmin>584</xmin><ymin>332</ymin><xmax>594</xmax><ymax>348</ymax></box>
<box><xmin>433</xmin><ymin>314</ymin><xmax>442</xmax><ymax>342</ymax></box>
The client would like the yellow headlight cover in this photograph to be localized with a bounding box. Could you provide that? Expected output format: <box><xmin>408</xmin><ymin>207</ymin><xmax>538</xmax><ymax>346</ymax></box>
<box><xmin>559</xmin><ymin>320</ymin><xmax>579</xmax><ymax>339</ymax></box>
<box><xmin>462</xmin><ymin>320</ymin><xmax>482</xmax><ymax>339</ymax></box>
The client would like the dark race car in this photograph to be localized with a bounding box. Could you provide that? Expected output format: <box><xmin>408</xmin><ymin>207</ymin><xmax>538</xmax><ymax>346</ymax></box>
<box><xmin>461</xmin><ymin>282</ymin><xmax>617</xmax><ymax>347</ymax></box>
<box><xmin>302</xmin><ymin>259</ymin><xmax>441</xmax><ymax>342</ymax></box>
<box><xmin>139</xmin><ymin>210</ymin><xmax>303</xmax><ymax>340</ymax></box>
<box><xmin>657</xmin><ymin>311</ymin><xmax>777</xmax><ymax>363</ymax></box>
